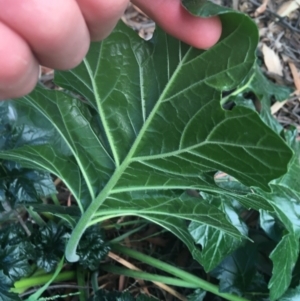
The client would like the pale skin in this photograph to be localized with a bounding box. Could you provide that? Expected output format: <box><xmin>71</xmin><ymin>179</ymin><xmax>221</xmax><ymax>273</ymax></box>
<box><xmin>0</xmin><ymin>0</ymin><xmax>222</xmax><ymax>100</ymax></box>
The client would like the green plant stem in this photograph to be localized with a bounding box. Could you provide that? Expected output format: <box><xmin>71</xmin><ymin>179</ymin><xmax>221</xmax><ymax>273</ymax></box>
<box><xmin>27</xmin><ymin>207</ymin><xmax>46</xmax><ymax>226</ymax></box>
<box><xmin>65</xmin><ymin>161</ymin><xmax>130</xmax><ymax>262</ymax></box>
<box><xmin>101</xmin><ymin>264</ymin><xmax>198</xmax><ymax>288</ymax></box>
<box><xmin>102</xmin><ymin>219</ymin><xmax>147</xmax><ymax>229</ymax></box>
<box><xmin>112</xmin><ymin>245</ymin><xmax>251</xmax><ymax>301</ymax></box>
<box><xmin>91</xmin><ymin>271</ymin><xmax>99</xmax><ymax>293</ymax></box>
<box><xmin>76</xmin><ymin>265</ymin><xmax>87</xmax><ymax>301</ymax></box>
<box><xmin>109</xmin><ymin>223</ymin><xmax>147</xmax><ymax>244</ymax></box>
<box><xmin>51</xmin><ymin>194</ymin><xmax>60</xmax><ymax>206</ymax></box>
<box><xmin>12</xmin><ymin>271</ymin><xmax>75</xmax><ymax>294</ymax></box>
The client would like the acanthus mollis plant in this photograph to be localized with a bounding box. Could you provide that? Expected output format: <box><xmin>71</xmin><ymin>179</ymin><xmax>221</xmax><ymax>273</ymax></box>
<box><xmin>0</xmin><ymin>0</ymin><xmax>295</xmax><ymax>299</ymax></box>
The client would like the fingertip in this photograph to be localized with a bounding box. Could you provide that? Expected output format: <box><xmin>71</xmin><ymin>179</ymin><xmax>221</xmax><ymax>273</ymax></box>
<box><xmin>187</xmin><ymin>15</ymin><xmax>222</xmax><ymax>49</ymax></box>
<box><xmin>0</xmin><ymin>22</ymin><xmax>39</xmax><ymax>100</ymax></box>
<box><xmin>132</xmin><ymin>0</ymin><xmax>222</xmax><ymax>49</ymax></box>
<box><xmin>0</xmin><ymin>0</ymin><xmax>90</xmax><ymax>71</ymax></box>
<box><xmin>76</xmin><ymin>0</ymin><xmax>129</xmax><ymax>41</ymax></box>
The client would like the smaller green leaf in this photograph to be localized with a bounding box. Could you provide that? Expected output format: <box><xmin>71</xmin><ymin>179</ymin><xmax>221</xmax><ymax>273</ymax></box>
<box><xmin>269</xmin><ymin>233</ymin><xmax>299</xmax><ymax>301</ymax></box>
<box><xmin>249</xmin><ymin>66</ymin><xmax>292</xmax><ymax>103</ymax></box>
<box><xmin>274</xmin><ymin>140</ymin><xmax>300</xmax><ymax>196</ymax></box>
<box><xmin>210</xmin><ymin>241</ymin><xmax>257</xmax><ymax>295</ymax></box>
<box><xmin>231</xmin><ymin>65</ymin><xmax>292</xmax><ymax>134</ymax></box>
<box><xmin>188</xmin><ymin>194</ymin><xmax>247</xmax><ymax>271</ymax></box>
<box><xmin>259</xmin><ymin>210</ymin><xmax>282</xmax><ymax>242</ymax></box>
<box><xmin>291</xmin><ymin>256</ymin><xmax>300</xmax><ymax>288</ymax></box>
<box><xmin>254</xmin><ymin>140</ymin><xmax>300</xmax><ymax>300</ymax></box>
<box><xmin>250</xmin><ymin>67</ymin><xmax>289</xmax><ymax>135</ymax></box>
<box><xmin>279</xmin><ymin>285</ymin><xmax>300</xmax><ymax>301</ymax></box>
<box><xmin>261</xmin><ymin>186</ymin><xmax>300</xmax><ymax>236</ymax></box>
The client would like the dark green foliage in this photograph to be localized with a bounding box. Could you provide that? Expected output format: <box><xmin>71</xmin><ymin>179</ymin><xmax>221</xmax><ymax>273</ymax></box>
<box><xmin>0</xmin><ymin>221</ymin><xmax>109</xmax><ymax>297</ymax></box>
<box><xmin>211</xmin><ymin>242</ymin><xmax>258</xmax><ymax>295</ymax></box>
<box><xmin>0</xmin><ymin>225</ymin><xmax>30</xmax><ymax>301</ymax></box>
<box><xmin>0</xmin><ymin>161</ymin><xmax>56</xmax><ymax>206</ymax></box>
<box><xmin>0</xmin><ymin>224</ymin><xmax>32</xmax><ymax>282</ymax></box>
<box><xmin>30</xmin><ymin>221</ymin><xmax>69</xmax><ymax>272</ymax></box>
<box><xmin>0</xmin><ymin>101</ymin><xmax>56</xmax><ymax>212</ymax></box>
<box><xmin>77</xmin><ymin>226</ymin><xmax>110</xmax><ymax>270</ymax></box>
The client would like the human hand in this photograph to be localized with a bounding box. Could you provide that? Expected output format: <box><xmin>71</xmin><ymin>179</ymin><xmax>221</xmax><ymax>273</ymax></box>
<box><xmin>0</xmin><ymin>0</ymin><xmax>222</xmax><ymax>100</ymax></box>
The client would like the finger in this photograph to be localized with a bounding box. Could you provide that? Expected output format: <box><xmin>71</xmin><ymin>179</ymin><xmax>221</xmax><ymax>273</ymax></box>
<box><xmin>0</xmin><ymin>22</ymin><xmax>39</xmax><ymax>100</ymax></box>
<box><xmin>131</xmin><ymin>0</ymin><xmax>222</xmax><ymax>49</ymax></box>
<box><xmin>0</xmin><ymin>0</ymin><xmax>90</xmax><ymax>70</ymax></box>
<box><xmin>76</xmin><ymin>0</ymin><xmax>129</xmax><ymax>41</ymax></box>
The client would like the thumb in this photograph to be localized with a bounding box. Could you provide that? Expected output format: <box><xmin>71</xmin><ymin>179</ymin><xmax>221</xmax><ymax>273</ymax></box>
<box><xmin>131</xmin><ymin>0</ymin><xmax>222</xmax><ymax>49</ymax></box>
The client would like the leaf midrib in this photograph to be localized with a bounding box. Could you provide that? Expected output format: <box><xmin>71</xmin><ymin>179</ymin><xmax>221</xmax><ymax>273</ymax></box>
<box><xmin>65</xmin><ymin>42</ymin><xmax>195</xmax><ymax>261</ymax></box>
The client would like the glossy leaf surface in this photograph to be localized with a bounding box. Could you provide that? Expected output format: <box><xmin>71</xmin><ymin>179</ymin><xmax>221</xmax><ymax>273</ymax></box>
<box><xmin>210</xmin><ymin>242</ymin><xmax>258</xmax><ymax>295</ymax></box>
<box><xmin>269</xmin><ymin>234</ymin><xmax>299</xmax><ymax>301</ymax></box>
<box><xmin>188</xmin><ymin>193</ymin><xmax>247</xmax><ymax>270</ymax></box>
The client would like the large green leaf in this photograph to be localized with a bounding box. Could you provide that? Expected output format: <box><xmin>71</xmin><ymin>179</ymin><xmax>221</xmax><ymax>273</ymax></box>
<box><xmin>0</xmin><ymin>7</ymin><xmax>292</xmax><ymax>265</ymax></box>
<box><xmin>257</xmin><ymin>139</ymin><xmax>300</xmax><ymax>299</ymax></box>
<box><xmin>269</xmin><ymin>234</ymin><xmax>299</xmax><ymax>301</ymax></box>
<box><xmin>54</xmin><ymin>16</ymin><xmax>291</xmax><ymax>192</ymax></box>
